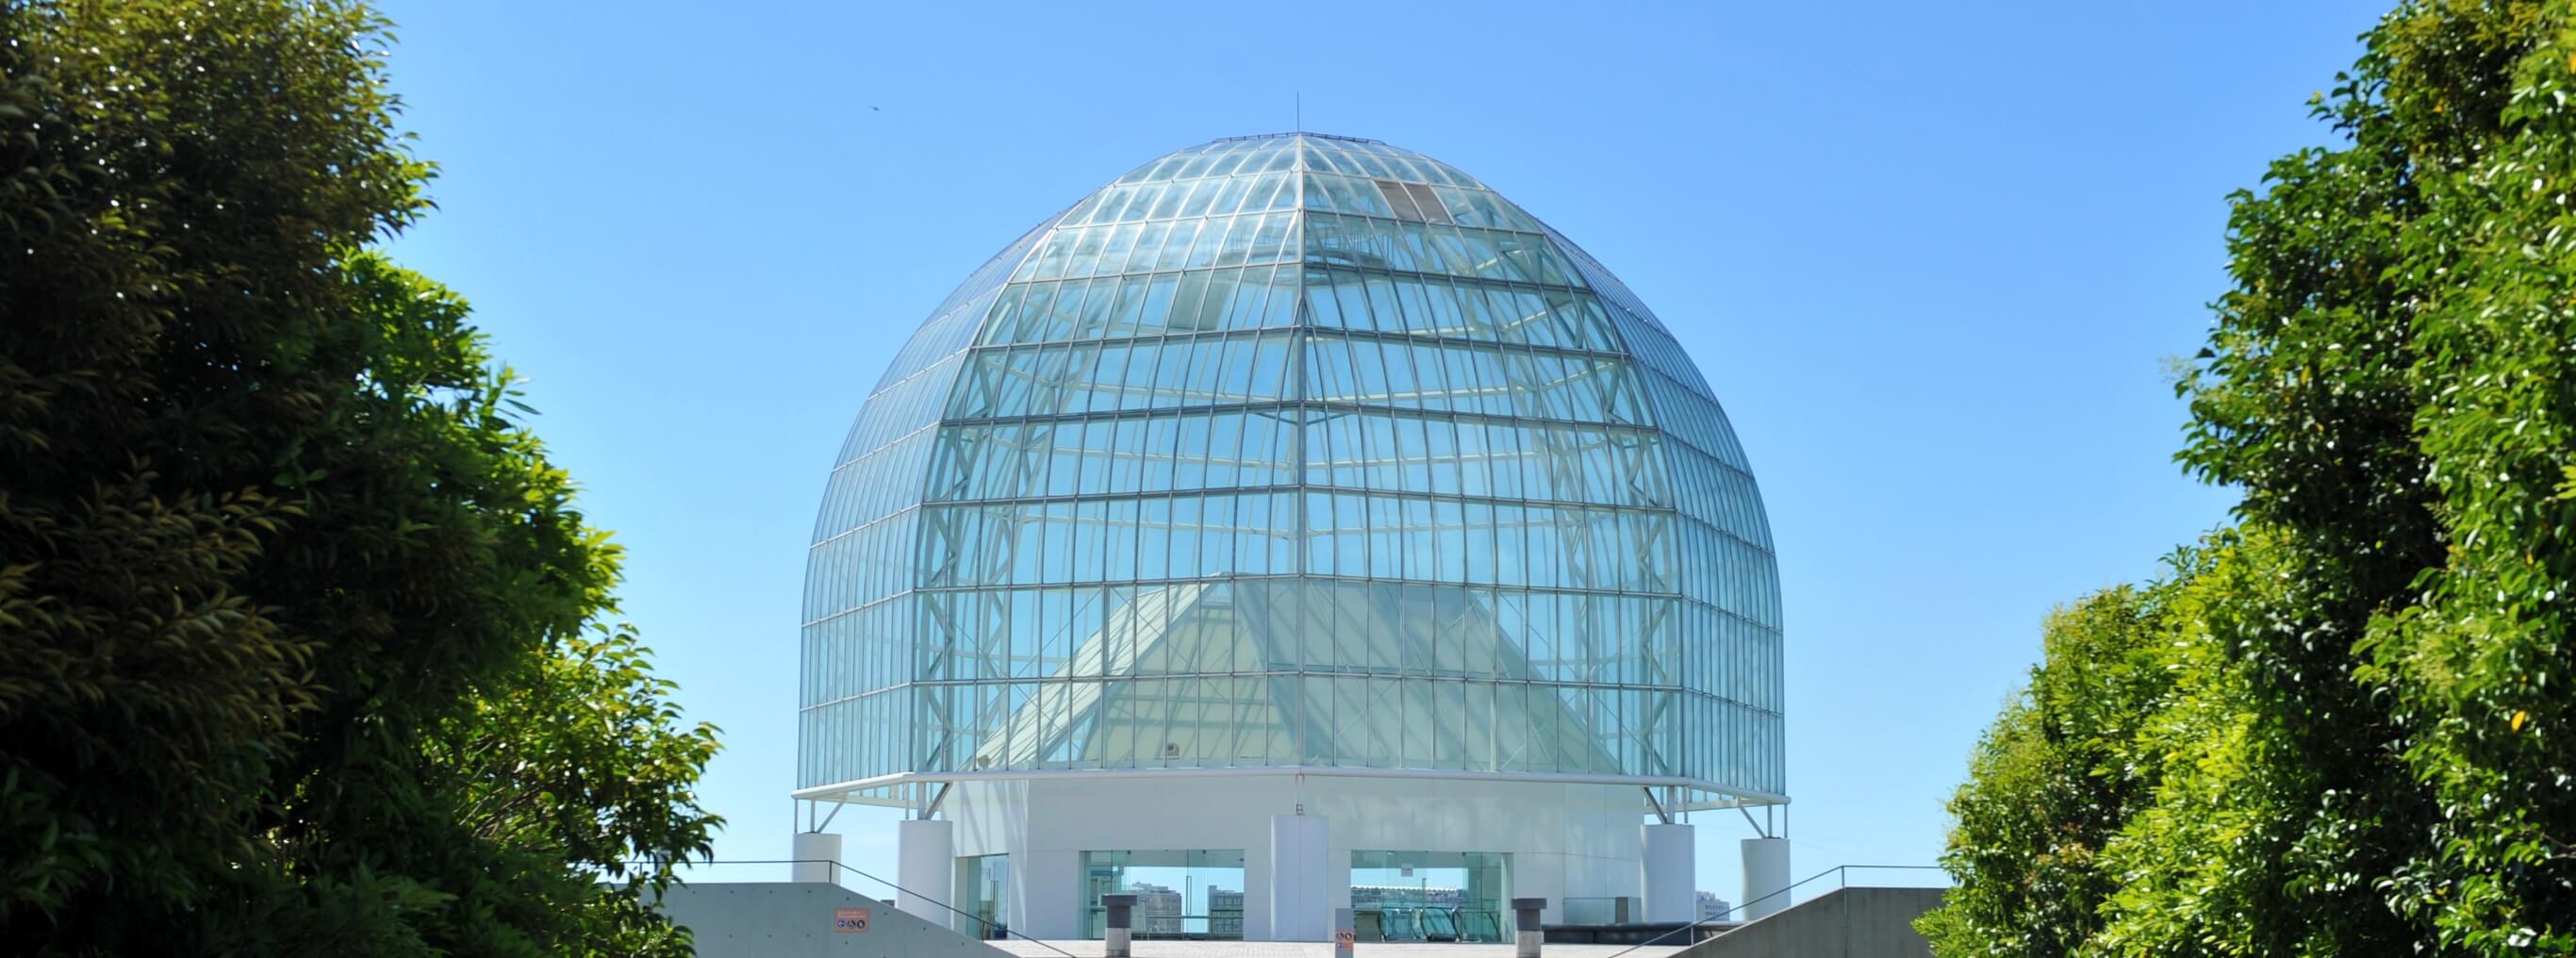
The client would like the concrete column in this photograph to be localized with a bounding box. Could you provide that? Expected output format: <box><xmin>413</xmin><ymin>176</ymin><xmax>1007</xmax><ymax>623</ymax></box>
<box><xmin>898</xmin><ymin>818</ymin><xmax>955</xmax><ymax>926</ymax></box>
<box><xmin>1741</xmin><ymin>836</ymin><xmax>1791</xmax><ymax>920</ymax></box>
<box><xmin>1269</xmin><ymin>814</ymin><xmax>1330</xmax><ymax>941</ymax></box>
<box><xmin>1513</xmin><ymin>897</ymin><xmax>1547</xmax><ymax>958</ymax></box>
<box><xmin>790</xmin><ymin>831</ymin><xmax>842</xmax><ymax>884</ymax></box>
<box><xmin>1641</xmin><ymin>822</ymin><xmax>1695</xmax><ymax>922</ymax></box>
<box><xmin>1102</xmin><ymin>894</ymin><xmax>1136</xmax><ymax>958</ymax></box>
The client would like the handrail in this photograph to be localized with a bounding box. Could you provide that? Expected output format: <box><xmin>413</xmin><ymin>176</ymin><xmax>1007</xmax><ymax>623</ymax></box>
<box><xmin>1598</xmin><ymin>864</ymin><xmax>1950</xmax><ymax>958</ymax></box>
<box><xmin>627</xmin><ymin>858</ymin><xmax>1080</xmax><ymax>958</ymax></box>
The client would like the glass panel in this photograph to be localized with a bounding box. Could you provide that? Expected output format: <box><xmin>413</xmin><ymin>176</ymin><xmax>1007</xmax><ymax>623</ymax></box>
<box><xmin>954</xmin><ymin>853</ymin><xmax>1012</xmax><ymax>938</ymax></box>
<box><xmin>807</xmin><ymin>136</ymin><xmax>1782</xmax><ymax>801</ymax></box>
<box><xmin>1082</xmin><ymin>849</ymin><xmax>1247</xmax><ymax>940</ymax></box>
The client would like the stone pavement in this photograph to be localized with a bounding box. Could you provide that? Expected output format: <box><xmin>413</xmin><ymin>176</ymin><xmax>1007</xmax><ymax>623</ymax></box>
<box><xmin>989</xmin><ymin>942</ymin><xmax>1688</xmax><ymax>958</ymax></box>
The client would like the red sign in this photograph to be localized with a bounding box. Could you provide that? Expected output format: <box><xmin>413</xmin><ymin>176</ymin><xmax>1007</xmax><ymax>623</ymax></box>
<box><xmin>834</xmin><ymin>907</ymin><xmax>870</xmax><ymax>933</ymax></box>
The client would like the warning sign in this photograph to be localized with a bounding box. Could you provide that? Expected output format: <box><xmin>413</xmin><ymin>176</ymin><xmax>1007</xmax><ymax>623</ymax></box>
<box><xmin>1335</xmin><ymin>928</ymin><xmax>1357</xmax><ymax>948</ymax></box>
<box><xmin>834</xmin><ymin>907</ymin><xmax>870</xmax><ymax>933</ymax></box>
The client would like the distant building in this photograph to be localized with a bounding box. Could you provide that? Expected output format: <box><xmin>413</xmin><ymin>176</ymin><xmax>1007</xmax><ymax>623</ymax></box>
<box><xmin>1352</xmin><ymin>884</ymin><xmax>1465</xmax><ymax>909</ymax></box>
<box><xmin>1127</xmin><ymin>882</ymin><xmax>1182</xmax><ymax>935</ymax></box>
<box><xmin>1698</xmin><ymin>890</ymin><xmax>1733</xmax><ymax>920</ymax></box>
<box><xmin>1210</xmin><ymin>887</ymin><xmax>1244</xmax><ymax>936</ymax></box>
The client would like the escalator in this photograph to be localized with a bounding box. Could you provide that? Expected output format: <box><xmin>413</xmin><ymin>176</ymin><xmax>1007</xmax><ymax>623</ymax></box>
<box><xmin>1357</xmin><ymin>904</ymin><xmax>1506</xmax><ymax>943</ymax></box>
<box><xmin>1419</xmin><ymin>907</ymin><xmax>1460</xmax><ymax>942</ymax></box>
<box><xmin>1380</xmin><ymin>908</ymin><xmax>1421</xmax><ymax>942</ymax></box>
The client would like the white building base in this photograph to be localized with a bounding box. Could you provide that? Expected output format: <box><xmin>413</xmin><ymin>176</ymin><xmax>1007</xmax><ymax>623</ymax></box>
<box><xmin>934</xmin><ymin>772</ymin><xmax>1654</xmax><ymax>941</ymax></box>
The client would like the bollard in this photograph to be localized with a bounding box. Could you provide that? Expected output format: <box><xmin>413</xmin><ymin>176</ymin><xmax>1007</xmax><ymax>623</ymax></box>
<box><xmin>1333</xmin><ymin>905</ymin><xmax>1356</xmax><ymax>957</ymax></box>
<box><xmin>1513</xmin><ymin>898</ymin><xmax>1546</xmax><ymax>958</ymax></box>
<box><xmin>1103</xmin><ymin>894</ymin><xmax>1136</xmax><ymax>958</ymax></box>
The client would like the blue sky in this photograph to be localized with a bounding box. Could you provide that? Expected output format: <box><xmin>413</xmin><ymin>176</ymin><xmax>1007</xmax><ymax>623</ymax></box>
<box><xmin>377</xmin><ymin>0</ymin><xmax>2386</xmax><ymax>903</ymax></box>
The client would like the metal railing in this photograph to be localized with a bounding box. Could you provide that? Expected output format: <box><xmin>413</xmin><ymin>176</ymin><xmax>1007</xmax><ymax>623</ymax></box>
<box><xmin>1601</xmin><ymin>864</ymin><xmax>1951</xmax><ymax>957</ymax></box>
<box><xmin>628</xmin><ymin>858</ymin><xmax>1078</xmax><ymax>958</ymax></box>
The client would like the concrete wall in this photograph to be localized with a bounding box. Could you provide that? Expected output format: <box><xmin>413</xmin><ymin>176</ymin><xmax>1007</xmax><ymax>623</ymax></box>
<box><xmin>659</xmin><ymin>883</ymin><xmax>1010</xmax><ymax>958</ymax></box>
<box><xmin>1676</xmin><ymin>886</ymin><xmax>1945</xmax><ymax>958</ymax></box>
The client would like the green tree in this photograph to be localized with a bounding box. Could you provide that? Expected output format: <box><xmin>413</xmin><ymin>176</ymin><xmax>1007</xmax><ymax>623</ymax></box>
<box><xmin>0</xmin><ymin>2</ymin><xmax>718</xmax><ymax>955</ymax></box>
<box><xmin>1918</xmin><ymin>570</ymin><xmax>2189</xmax><ymax>958</ymax></box>
<box><xmin>2169</xmin><ymin>1</ymin><xmax>2576</xmax><ymax>951</ymax></box>
<box><xmin>2087</xmin><ymin>531</ymin><xmax>2329</xmax><ymax>956</ymax></box>
<box><xmin>1926</xmin><ymin>1</ymin><xmax>2576</xmax><ymax>955</ymax></box>
<box><xmin>2347</xmin><ymin>2</ymin><xmax>2576</xmax><ymax>949</ymax></box>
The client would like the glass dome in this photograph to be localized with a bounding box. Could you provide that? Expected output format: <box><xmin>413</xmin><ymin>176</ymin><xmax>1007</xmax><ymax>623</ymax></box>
<box><xmin>800</xmin><ymin>134</ymin><xmax>1782</xmax><ymax>809</ymax></box>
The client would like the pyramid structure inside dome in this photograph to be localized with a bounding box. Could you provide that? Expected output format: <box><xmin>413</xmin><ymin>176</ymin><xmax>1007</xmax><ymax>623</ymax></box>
<box><xmin>801</xmin><ymin>133</ymin><xmax>1784</xmax><ymax>810</ymax></box>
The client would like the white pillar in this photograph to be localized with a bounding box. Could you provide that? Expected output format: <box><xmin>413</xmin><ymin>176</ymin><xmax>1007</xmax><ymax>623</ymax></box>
<box><xmin>1641</xmin><ymin>822</ymin><xmax>1695</xmax><ymax>922</ymax></box>
<box><xmin>1741</xmin><ymin>836</ymin><xmax>1791</xmax><ymax>920</ymax></box>
<box><xmin>790</xmin><ymin>831</ymin><xmax>841</xmax><ymax>884</ymax></box>
<box><xmin>898</xmin><ymin>818</ymin><xmax>956</xmax><ymax>925</ymax></box>
<box><xmin>1269</xmin><ymin>814</ymin><xmax>1329</xmax><ymax>941</ymax></box>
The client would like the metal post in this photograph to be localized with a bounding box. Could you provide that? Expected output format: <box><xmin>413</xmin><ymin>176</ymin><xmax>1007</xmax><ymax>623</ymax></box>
<box><xmin>1103</xmin><ymin>894</ymin><xmax>1135</xmax><ymax>958</ymax></box>
<box><xmin>1513</xmin><ymin>898</ymin><xmax>1546</xmax><ymax>958</ymax></box>
<box><xmin>1333</xmin><ymin>906</ymin><xmax>1355</xmax><ymax>957</ymax></box>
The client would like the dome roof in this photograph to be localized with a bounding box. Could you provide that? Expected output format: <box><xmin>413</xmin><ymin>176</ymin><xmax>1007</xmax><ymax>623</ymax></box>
<box><xmin>801</xmin><ymin>134</ymin><xmax>1783</xmax><ymax>809</ymax></box>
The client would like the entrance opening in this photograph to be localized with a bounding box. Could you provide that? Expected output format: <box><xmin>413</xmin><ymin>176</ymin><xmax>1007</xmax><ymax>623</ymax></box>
<box><xmin>1080</xmin><ymin>849</ymin><xmax>1246</xmax><ymax>940</ymax></box>
<box><xmin>1349</xmin><ymin>851</ymin><xmax>1507</xmax><ymax>943</ymax></box>
<box><xmin>954</xmin><ymin>853</ymin><xmax>1010</xmax><ymax>938</ymax></box>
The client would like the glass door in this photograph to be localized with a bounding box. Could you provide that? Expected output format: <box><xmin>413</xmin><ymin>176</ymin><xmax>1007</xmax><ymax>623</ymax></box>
<box><xmin>1081</xmin><ymin>851</ymin><xmax>1126</xmax><ymax>940</ymax></box>
<box><xmin>1350</xmin><ymin>850</ymin><xmax>1508</xmax><ymax>943</ymax></box>
<box><xmin>954</xmin><ymin>854</ymin><xmax>1010</xmax><ymax>939</ymax></box>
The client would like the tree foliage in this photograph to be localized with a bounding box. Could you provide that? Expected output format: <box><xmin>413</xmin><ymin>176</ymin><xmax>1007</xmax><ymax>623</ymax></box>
<box><xmin>1917</xmin><ymin>573</ymin><xmax>2190</xmax><ymax>958</ymax></box>
<box><xmin>0</xmin><ymin>2</ymin><xmax>719</xmax><ymax>954</ymax></box>
<box><xmin>1927</xmin><ymin>1</ymin><xmax>2576</xmax><ymax>953</ymax></box>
